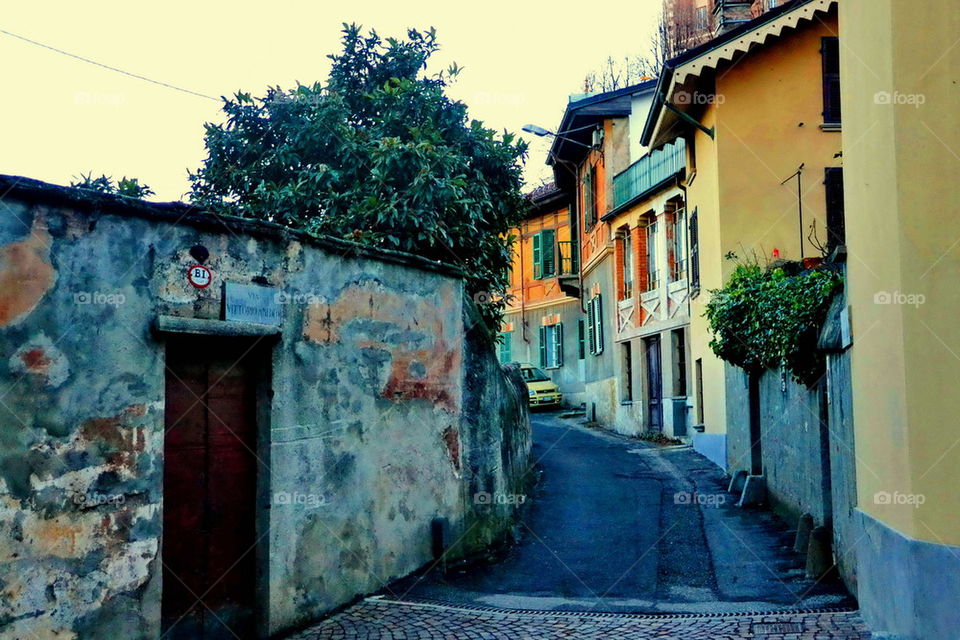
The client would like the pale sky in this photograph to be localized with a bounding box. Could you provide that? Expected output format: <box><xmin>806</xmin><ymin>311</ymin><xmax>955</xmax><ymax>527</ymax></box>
<box><xmin>1</xmin><ymin>1</ymin><xmax>660</xmax><ymax>201</ymax></box>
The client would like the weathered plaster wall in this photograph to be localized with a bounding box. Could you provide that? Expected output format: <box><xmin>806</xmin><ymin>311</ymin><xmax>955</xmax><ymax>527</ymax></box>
<box><xmin>0</xmin><ymin>181</ymin><xmax>531</xmax><ymax>638</ymax></box>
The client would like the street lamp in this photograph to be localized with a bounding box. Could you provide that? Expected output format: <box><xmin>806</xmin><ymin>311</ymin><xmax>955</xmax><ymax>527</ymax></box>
<box><xmin>522</xmin><ymin>123</ymin><xmax>595</xmax><ymax>148</ymax></box>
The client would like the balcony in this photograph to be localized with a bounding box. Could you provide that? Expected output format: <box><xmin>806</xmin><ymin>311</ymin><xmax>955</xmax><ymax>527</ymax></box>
<box><xmin>556</xmin><ymin>240</ymin><xmax>581</xmax><ymax>298</ymax></box>
<box><xmin>557</xmin><ymin>240</ymin><xmax>579</xmax><ymax>276</ymax></box>
<box><xmin>612</xmin><ymin>139</ymin><xmax>687</xmax><ymax>210</ymax></box>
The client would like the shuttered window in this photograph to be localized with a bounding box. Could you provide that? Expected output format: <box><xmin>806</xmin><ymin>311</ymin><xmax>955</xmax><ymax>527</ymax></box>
<box><xmin>689</xmin><ymin>208</ymin><xmax>700</xmax><ymax>294</ymax></box>
<box><xmin>578</xmin><ymin>318</ymin><xmax>586</xmax><ymax>360</ymax></box>
<box><xmin>587</xmin><ymin>294</ymin><xmax>604</xmax><ymax>355</ymax></box>
<box><xmin>824</xmin><ymin>168</ymin><xmax>845</xmax><ymax>251</ymax></box>
<box><xmin>498</xmin><ymin>332</ymin><xmax>512</xmax><ymax>363</ymax></box>
<box><xmin>532</xmin><ymin>230</ymin><xmax>556</xmax><ymax>280</ymax></box>
<box><xmin>821</xmin><ymin>37</ymin><xmax>841</xmax><ymax>125</ymax></box>
<box><xmin>584</xmin><ymin>165</ymin><xmax>598</xmax><ymax>230</ymax></box>
<box><xmin>539</xmin><ymin>324</ymin><xmax>564</xmax><ymax>368</ymax></box>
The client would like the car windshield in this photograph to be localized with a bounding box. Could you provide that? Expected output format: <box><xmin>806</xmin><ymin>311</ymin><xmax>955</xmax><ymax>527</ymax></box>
<box><xmin>521</xmin><ymin>367</ymin><xmax>551</xmax><ymax>383</ymax></box>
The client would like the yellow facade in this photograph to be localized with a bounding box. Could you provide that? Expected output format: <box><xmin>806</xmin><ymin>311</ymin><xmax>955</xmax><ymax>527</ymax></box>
<box><xmin>841</xmin><ymin>0</ymin><xmax>960</xmax><ymax>546</ymax></box>
<box><xmin>660</xmin><ymin>7</ymin><xmax>842</xmax><ymax>443</ymax></box>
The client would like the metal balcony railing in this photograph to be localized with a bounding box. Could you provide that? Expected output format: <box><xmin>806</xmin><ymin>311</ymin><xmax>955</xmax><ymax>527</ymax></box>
<box><xmin>613</xmin><ymin>139</ymin><xmax>687</xmax><ymax>209</ymax></box>
<box><xmin>557</xmin><ymin>240</ymin><xmax>579</xmax><ymax>276</ymax></box>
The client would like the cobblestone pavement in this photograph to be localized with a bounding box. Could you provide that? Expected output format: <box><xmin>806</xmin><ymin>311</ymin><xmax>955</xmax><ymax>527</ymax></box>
<box><xmin>288</xmin><ymin>597</ymin><xmax>872</xmax><ymax>639</ymax></box>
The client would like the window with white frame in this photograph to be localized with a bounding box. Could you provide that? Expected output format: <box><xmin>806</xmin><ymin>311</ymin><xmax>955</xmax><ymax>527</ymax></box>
<box><xmin>671</xmin><ymin>208</ymin><xmax>687</xmax><ymax>282</ymax></box>
<box><xmin>621</xmin><ymin>229</ymin><xmax>634</xmax><ymax>299</ymax></box>
<box><xmin>646</xmin><ymin>221</ymin><xmax>659</xmax><ymax>291</ymax></box>
<box><xmin>539</xmin><ymin>323</ymin><xmax>564</xmax><ymax>369</ymax></box>
<box><xmin>587</xmin><ymin>294</ymin><xmax>604</xmax><ymax>355</ymax></box>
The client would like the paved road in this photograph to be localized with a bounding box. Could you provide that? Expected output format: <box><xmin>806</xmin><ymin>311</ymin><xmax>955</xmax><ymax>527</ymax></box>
<box><xmin>290</xmin><ymin>412</ymin><xmax>868</xmax><ymax>638</ymax></box>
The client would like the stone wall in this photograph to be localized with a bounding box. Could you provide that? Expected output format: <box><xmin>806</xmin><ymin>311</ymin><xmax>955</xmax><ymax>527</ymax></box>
<box><xmin>0</xmin><ymin>176</ymin><xmax>531</xmax><ymax>638</ymax></box>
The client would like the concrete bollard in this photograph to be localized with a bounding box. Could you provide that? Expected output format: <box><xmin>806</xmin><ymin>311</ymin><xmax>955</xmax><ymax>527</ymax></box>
<box><xmin>806</xmin><ymin>525</ymin><xmax>834</xmax><ymax>579</ymax></box>
<box><xmin>794</xmin><ymin>513</ymin><xmax>814</xmax><ymax>554</ymax></box>
<box><xmin>737</xmin><ymin>474</ymin><xmax>766</xmax><ymax>507</ymax></box>
<box><xmin>728</xmin><ymin>469</ymin><xmax>748</xmax><ymax>494</ymax></box>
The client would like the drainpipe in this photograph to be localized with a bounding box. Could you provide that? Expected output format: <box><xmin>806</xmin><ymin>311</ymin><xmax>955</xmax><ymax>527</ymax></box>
<box><xmin>519</xmin><ymin>219</ymin><xmax>528</xmax><ymax>344</ymax></box>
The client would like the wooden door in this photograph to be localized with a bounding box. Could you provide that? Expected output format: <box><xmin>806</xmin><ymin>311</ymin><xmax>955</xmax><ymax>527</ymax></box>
<box><xmin>645</xmin><ymin>336</ymin><xmax>663</xmax><ymax>432</ymax></box>
<box><xmin>162</xmin><ymin>336</ymin><xmax>261</xmax><ymax>639</ymax></box>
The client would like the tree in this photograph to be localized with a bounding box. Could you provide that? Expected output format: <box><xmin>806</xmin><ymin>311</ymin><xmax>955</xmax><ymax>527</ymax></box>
<box><xmin>581</xmin><ymin>2</ymin><xmax>712</xmax><ymax>94</ymax></box>
<box><xmin>189</xmin><ymin>25</ymin><xmax>528</xmax><ymax>329</ymax></box>
<box><xmin>70</xmin><ymin>172</ymin><xmax>155</xmax><ymax>199</ymax></box>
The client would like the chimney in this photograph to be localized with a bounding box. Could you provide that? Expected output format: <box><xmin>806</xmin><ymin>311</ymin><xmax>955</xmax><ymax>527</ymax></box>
<box><xmin>713</xmin><ymin>0</ymin><xmax>754</xmax><ymax>34</ymax></box>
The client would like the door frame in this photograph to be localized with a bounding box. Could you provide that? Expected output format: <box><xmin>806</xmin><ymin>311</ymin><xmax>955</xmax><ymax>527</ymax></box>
<box><xmin>155</xmin><ymin>316</ymin><xmax>278</xmax><ymax>638</ymax></box>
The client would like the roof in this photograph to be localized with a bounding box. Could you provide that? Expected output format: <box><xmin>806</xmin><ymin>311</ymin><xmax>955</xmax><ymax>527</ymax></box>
<box><xmin>523</xmin><ymin>182</ymin><xmax>568</xmax><ymax>220</ymax></box>
<box><xmin>641</xmin><ymin>0</ymin><xmax>838</xmax><ymax>147</ymax></box>
<box><xmin>0</xmin><ymin>174</ymin><xmax>464</xmax><ymax>278</ymax></box>
<box><xmin>548</xmin><ymin>79</ymin><xmax>658</xmax><ymax>170</ymax></box>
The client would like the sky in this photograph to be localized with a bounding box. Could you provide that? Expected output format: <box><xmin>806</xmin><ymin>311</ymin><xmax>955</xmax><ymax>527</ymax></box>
<box><xmin>1</xmin><ymin>1</ymin><xmax>660</xmax><ymax>201</ymax></box>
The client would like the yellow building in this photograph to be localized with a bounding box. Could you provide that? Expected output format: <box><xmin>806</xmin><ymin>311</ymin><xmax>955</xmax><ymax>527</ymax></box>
<box><xmin>840</xmin><ymin>0</ymin><xmax>960</xmax><ymax>637</ymax></box>
<box><xmin>642</xmin><ymin>0</ymin><xmax>844</xmax><ymax>469</ymax></box>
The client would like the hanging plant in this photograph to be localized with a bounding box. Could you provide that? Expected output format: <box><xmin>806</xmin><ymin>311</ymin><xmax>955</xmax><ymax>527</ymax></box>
<box><xmin>704</xmin><ymin>259</ymin><xmax>843</xmax><ymax>387</ymax></box>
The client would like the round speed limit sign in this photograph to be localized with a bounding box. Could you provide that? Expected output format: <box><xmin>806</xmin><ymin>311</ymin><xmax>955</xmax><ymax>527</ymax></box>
<box><xmin>187</xmin><ymin>264</ymin><xmax>212</xmax><ymax>288</ymax></box>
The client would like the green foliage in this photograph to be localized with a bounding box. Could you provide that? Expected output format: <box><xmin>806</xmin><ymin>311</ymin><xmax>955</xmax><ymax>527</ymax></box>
<box><xmin>189</xmin><ymin>24</ymin><xmax>529</xmax><ymax>329</ymax></box>
<box><xmin>70</xmin><ymin>172</ymin><xmax>154</xmax><ymax>199</ymax></box>
<box><xmin>704</xmin><ymin>260</ymin><xmax>843</xmax><ymax>386</ymax></box>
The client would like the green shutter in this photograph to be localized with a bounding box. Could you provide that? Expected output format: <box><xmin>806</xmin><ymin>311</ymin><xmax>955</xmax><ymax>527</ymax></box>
<box><xmin>587</xmin><ymin>301</ymin><xmax>596</xmax><ymax>355</ymax></box>
<box><xmin>578</xmin><ymin>319</ymin><xmax>586</xmax><ymax>359</ymax></box>
<box><xmin>498</xmin><ymin>332</ymin><xmax>512</xmax><ymax>363</ymax></box>
<box><xmin>541</xmin><ymin>229</ymin><xmax>556</xmax><ymax>278</ymax></box>
<box><xmin>532</xmin><ymin>233</ymin><xmax>542</xmax><ymax>280</ymax></box>
<box><xmin>583</xmin><ymin>171</ymin><xmax>594</xmax><ymax>228</ymax></box>
<box><xmin>538</xmin><ymin>326</ymin><xmax>547</xmax><ymax>368</ymax></box>
<box><xmin>593</xmin><ymin>295</ymin><xmax>604</xmax><ymax>355</ymax></box>
<box><xmin>555</xmin><ymin>323</ymin><xmax>564</xmax><ymax>367</ymax></box>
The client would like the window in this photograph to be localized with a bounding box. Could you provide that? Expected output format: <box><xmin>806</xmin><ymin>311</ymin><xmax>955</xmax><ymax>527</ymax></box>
<box><xmin>672</xmin><ymin>329</ymin><xmax>687</xmax><ymax>396</ymax></box>
<box><xmin>587</xmin><ymin>294</ymin><xmax>604</xmax><ymax>355</ymax></box>
<box><xmin>583</xmin><ymin>165</ymin><xmax>598</xmax><ymax>230</ymax></box>
<box><xmin>578</xmin><ymin>318</ymin><xmax>586</xmax><ymax>360</ymax></box>
<box><xmin>622</xmin><ymin>343</ymin><xmax>634</xmax><ymax>402</ymax></box>
<box><xmin>768</xmin><ymin>0</ymin><xmax>780</xmax><ymax>8</ymax></box>
<box><xmin>621</xmin><ymin>229</ymin><xmax>634</xmax><ymax>299</ymax></box>
<box><xmin>498</xmin><ymin>332</ymin><xmax>512</xmax><ymax>363</ymax></box>
<box><xmin>539</xmin><ymin>323</ymin><xmax>564</xmax><ymax>369</ymax></box>
<box><xmin>695</xmin><ymin>358</ymin><xmax>704</xmax><ymax>424</ymax></box>
<box><xmin>821</xmin><ymin>37</ymin><xmax>841</xmax><ymax>125</ymax></box>
<box><xmin>671</xmin><ymin>208</ymin><xmax>687</xmax><ymax>282</ymax></box>
<box><xmin>646</xmin><ymin>221</ymin><xmax>659</xmax><ymax>291</ymax></box>
<box><xmin>695</xmin><ymin>6</ymin><xmax>709</xmax><ymax>30</ymax></box>
<box><xmin>532</xmin><ymin>229</ymin><xmax>556</xmax><ymax>279</ymax></box>
<box><xmin>689</xmin><ymin>208</ymin><xmax>700</xmax><ymax>294</ymax></box>
<box><xmin>824</xmin><ymin>168</ymin><xmax>845</xmax><ymax>251</ymax></box>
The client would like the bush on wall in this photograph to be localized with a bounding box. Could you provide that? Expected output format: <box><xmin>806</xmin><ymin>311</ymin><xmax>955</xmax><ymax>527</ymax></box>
<box><xmin>704</xmin><ymin>259</ymin><xmax>843</xmax><ymax>386</ymax></box>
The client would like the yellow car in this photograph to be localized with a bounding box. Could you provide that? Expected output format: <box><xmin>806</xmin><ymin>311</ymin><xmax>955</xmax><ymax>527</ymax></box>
<box><xmin>518</xmin><ymin>363</ymin><xmax>563</xmax><ymax>408</ymax></box>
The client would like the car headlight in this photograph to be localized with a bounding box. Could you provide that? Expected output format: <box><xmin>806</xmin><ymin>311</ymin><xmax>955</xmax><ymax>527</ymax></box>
<box><xmin>528</xmin><ymin>390</ymin><xmax>535</xmax><ymax>397</ymax></box>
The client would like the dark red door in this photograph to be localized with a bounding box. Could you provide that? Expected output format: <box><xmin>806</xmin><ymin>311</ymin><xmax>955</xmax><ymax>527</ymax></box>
<box><xmin>163</xmin><ymin>336</ymin><xmax>262</xmax><ymax>639</ymax></box>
